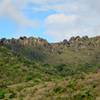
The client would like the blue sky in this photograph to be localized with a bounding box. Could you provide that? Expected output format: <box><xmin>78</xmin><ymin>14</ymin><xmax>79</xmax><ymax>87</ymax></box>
<box><xmin>0</xmin><ymin>0</ymin><xmax>100</xmax><ymax>42</ymax></box>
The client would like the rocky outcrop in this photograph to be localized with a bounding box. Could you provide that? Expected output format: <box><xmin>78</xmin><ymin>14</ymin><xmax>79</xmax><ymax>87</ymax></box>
<box><xmin>0</xmin><ymin>35</ymin><xmax>100</xmax><ymax>51</ymax></box>
<box><xmin>61</xmin><ymin>35</ymin><xmax>100</xmax><ymax>50</ymax></box>
<box><xmin>0</xmin><ymin>36</ymin><xmax>49</xmax><ymax>47</ymax></box>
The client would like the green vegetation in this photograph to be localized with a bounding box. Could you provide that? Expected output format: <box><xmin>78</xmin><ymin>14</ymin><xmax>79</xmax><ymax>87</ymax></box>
<box><xmin>0</xmin><ymin>36</ymin><xmax>100</xmax><ymax>99</ymax></box>
<box><xmin>0</xmin><ymin>89</ymin><xmax>5</xmax><ymax>99</ymax></box>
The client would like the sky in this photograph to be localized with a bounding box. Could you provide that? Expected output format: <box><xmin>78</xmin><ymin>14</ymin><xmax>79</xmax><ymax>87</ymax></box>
<box><xmin>0</xmin><ymin>0</ymin><xmax>100</xmax><ymax>42</ymax></box>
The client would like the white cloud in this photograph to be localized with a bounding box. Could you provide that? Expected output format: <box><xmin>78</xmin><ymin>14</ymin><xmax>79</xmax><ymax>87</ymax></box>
<box><xmin>26</xmin><ymin>0</ymin><xmax>78</xmax><ymax>13</ymax></box>
<box><xmin>0</xmin><ymin>0</ymin><xmax>39</xmax><ymax>28</ymax></box>
<box><xmin>45</xmin><ymin>14</ymin><xmax>79</xmax><ymax>41</ymax></box>
<box><xmin>17</xmin><ymin>0</ymin><xmax>99</xmax><ymax>41</ymax></box>
<box><xmin>45</xmin><ymin>14</ymin><xmax>77</xmax><ymax>24</ymax></box>
<box><xmin>43</xmin><ymin>0</ymin><xmax>100</xmax><ymax>41</ymax></box>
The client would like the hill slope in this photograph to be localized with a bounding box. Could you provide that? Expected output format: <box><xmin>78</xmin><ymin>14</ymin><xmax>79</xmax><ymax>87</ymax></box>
<box><xmin>1</xmin><ymin>36</ymin><xmax>100</xmax><ymax>65</ymax></box>
<box><xmin>0</xmin><ymin>36</ymin><xmax>100</xmax><ymax>99</ymax></box>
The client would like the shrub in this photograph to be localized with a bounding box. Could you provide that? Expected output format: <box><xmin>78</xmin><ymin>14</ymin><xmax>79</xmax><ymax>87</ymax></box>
<box><xmin>74</xmin><ymin>87</ymin><xmax>96</xmax><ymax>100</ymax></box>
<box><xmin>53</xmin><ymin>86</ymin><xmax>66</xmax><ymax>94</ymax></box>
<box><xmin>26</xmin><ymin>75</ymin><xmax>33</xmax><ymax>81</ymax></box>
<box><xmin>67</xmin><ymin>79</ymin><xmax>77</xmax><ymax>90</ymax></box>
<box><xmin>0</xmin><ymin>89</ymin><xmax>5</xmax><ymax>99</ymax></box>
<box><xmin>9</xmin><ymin>91</ymin><xmax>16</xmax><ymax>98</ymax></box>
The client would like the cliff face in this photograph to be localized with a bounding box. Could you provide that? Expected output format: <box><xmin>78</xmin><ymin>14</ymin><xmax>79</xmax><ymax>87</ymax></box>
<box><xmin>0</xmin><ymin>36</ymin><xmax>49</xmax><ymax>47</ymax></box>
<box><xmin>0</xmin><ymin>36</ymin><xmax>100</xmax><ymax>49</ymax></box>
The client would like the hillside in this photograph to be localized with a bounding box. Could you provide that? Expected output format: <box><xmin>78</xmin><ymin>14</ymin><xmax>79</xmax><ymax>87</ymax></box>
<box><xmin>1</xmin><ymin>36</ymin><xmax>100</xmax><ymax>65</ymax></box>
<box><xmin>0</xmin><ymin>36</ymin><xmax>100</xmax><ymax>100</ymax></box>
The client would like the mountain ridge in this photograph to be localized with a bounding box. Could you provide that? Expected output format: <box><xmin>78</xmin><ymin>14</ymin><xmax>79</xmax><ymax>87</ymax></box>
<box><xmin>1</xmin><ymin>35</ymin><xmax>100</xmax><ymax>48</ymax></box>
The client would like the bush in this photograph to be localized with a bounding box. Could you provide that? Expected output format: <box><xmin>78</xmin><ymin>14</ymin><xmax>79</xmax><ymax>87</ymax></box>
<box><xmin>67</xmin><ymin>79</ymin><xmax>77</xmax><ymax>90</ymax></box>
<box><xmin>26</xmin><ymin>75</ymin><xmax>33</xmax><ymax>81</ymax></box>
<box><xmin>9</xmin><ymin>92</ymin><xmax>16</xmax><ymax>99</ymax></box>
<box><xmin>53</xmin><ymin>86</ymin><xmax>65</xmax><ymax>94</ymax></box>
<box><xmin>55</xmin><ymin>64</ymin><xmax>75</xmax><ymax>77</ymax></box>
<box><xmin>0</xmin><ymin>89</ymin><xmax>5</xmax><ymax>99</ymax></box>
<box><xmin>74</xmin><ymin>87</ymin><xmax>96</xmax><ymax>100</ymax></box>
